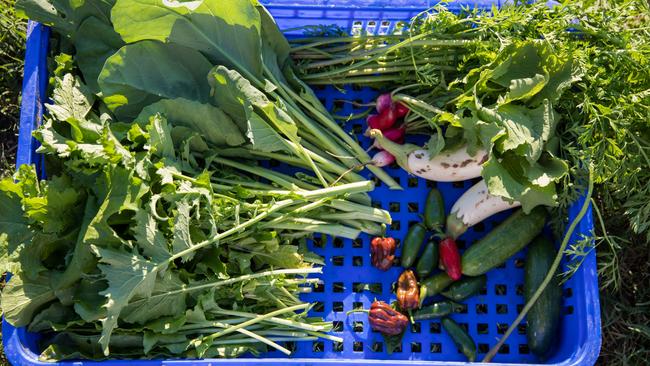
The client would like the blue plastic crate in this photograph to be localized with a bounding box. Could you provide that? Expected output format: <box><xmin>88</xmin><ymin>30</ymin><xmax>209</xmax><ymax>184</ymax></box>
<box><xmin>5</xmin><ymin>2</ymin><xmax>601</xmax><ymax>365</ymax></box>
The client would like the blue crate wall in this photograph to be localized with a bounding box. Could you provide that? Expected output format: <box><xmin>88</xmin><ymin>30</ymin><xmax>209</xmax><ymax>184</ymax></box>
<box><xmin>4</xmin><ymin>2</ymin><xmax>601</xmax><ymax>366</ymax></box>
<box><xmin>260</xmin><ymin>0</ymin><xmax>501</xmax><ymax>35</ymax></box>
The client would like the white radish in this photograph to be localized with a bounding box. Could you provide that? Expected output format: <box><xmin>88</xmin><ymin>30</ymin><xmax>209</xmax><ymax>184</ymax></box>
<box><xmin>371</xmin><ymin>150</ymin><xmax>395</xmax><ymax>167</ymax></box>
<box><xmin>446</xmin><ymin>179</ymin><xmax>521</xmax><ymax>239</ymax></box>
<box><xmin>369</xmin><ymin>129</ymin><xmax>487</xmax><ymax>182</ymax></box>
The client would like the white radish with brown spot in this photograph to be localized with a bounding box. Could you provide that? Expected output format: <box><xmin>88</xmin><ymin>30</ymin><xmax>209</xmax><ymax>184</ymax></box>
<box><xmin>446</xmin><ymin>179</ymin><xmax>521</xmax><ymax>239</ymax></box>
<box><xmin>369</xmin><ymin>129</ymin><xmax>487</xmax><ymax>182</ymax></box>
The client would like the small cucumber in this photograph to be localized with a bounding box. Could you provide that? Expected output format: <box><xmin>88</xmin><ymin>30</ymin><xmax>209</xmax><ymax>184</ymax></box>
<box><xmin>441</xmin><ymin>275</ymin><xmax>487</xmax><ymax>302</ymax></box>
<box><xmin>419</xmin><ymin>272</ymin><xmax>453</xmax><ymax>305</ymax></box>
<box><xmin>413</xmin><ymin>301</ymin><xmax>463</xmax><ymax>320</ymax></box>
<box><xmin>415</xmin><ymin>240</ymin><xmax>438</xmax><ymax>278</ymax></box>
<box><xmin>525</xmin><ymin>236</ymin><xmax>562</xmax><ymax>357</ymax></box>
<box><xmin>462</xmin><ymin>207</ymin><xmax>546</xmax><ymax>276</ymax></box>
<box><xmin>424</xmin><ymin>188</ymin><xmax>445</xmax><ymax>230</ymax></box>
<box><xmin>401</xmin><ymin>223</ymin><xmax>426</xmax><ymax>268</ymax></box>
<box><xmin>442</xmin><ymin>317</ymin><xmax>476</xmax><ymax>362</ymax></box>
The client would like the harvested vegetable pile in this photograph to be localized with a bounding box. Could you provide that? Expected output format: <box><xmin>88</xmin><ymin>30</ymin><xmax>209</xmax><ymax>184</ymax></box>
<box><xmin>0</xmin><ymin>0</ymin><xmax>394</xmax><ymax>360</ymax></box>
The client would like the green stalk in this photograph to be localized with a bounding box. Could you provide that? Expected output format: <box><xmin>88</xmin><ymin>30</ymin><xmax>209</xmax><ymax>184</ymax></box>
<box><xmin>276</xmin><ymin>79</ymin><xmax>401</xmax><ymax>189</ymax></box>
<box><xmin>203</xmin><ymin>304</ymin><xmax>310</xmax><ymax>340</ymax></box>
<box><xmin>204</xmin><ymin>337</ymin><xmax>318</xmax><ymax>348</ymax></box>
<box><xmin>393</xmin><ymin>94</ymin><xmax>448</xmax><ymax>115</ymax></box>
<box><xmin>208</xmin><ymin>336</ymin><xmax>317</xmax><ymax>346</ymax></box>
<box><xmin>213</xmin><ymin>308</ymin><xmax>326</xmax><ymax>333</ymax></box>
<box><xmin>338</xmin><ymin>219</ymin><xmax>384</xmax><ymax>236</ymax></box>
<box><xmin>301</xmin><ymin>34</ymin><xmax>469</xmax><ymax>72</ymax></box>
<box><xmin>299</xmin><ymin>180</ymin><xmax>373</xmax><ymax>199</ymax></box>
<box><xmin>211</xmin><ymin>322</ymin><xmax>292</xmax><ymax>355</ymax></box>
<box><xmin>265</xmin><ymin>68</ymin><xmax>361</xmax><ymax>169</ymax></box>
<box><xmin>260</xmin><ymin>198</ymin><xmax>331</xmax><ymax>228</ymax></box>
<box><xmin>210</xmin><ymin>177</ymin><xmax>277</xmax><ymax>191</ymax></box>
<box><xmin>319</xmin><ymin>211</ymin><xmax>390</xmax><ymax>224</ymax></box>
<box><xmin>127</xmin><ymin>267</ymin><xmax>321</xmax><ymax>311</ymax></box>
<box><xmin>326</xmin><ymin>64</ymin><xmax>456</xmax><ymax>78</ymax></box>
<box><xmin>270</xmin><ymin>221</ymin><xmax>361</xmax><ymax>239</ymax></box>
<box><xmin>304</xmin><ymin>330</ymin><xmax>344</xmax><ymax>343</ymax></box>
<box><xmin>286</xmin><ymin>141</ymin><xmax>367</xmax><ymax>182</ymax></box>
<box><xmin>305</xmin><ymin>75</ymin><xmax>414</xmax><ymax>85</ymax></box>
<box><xmin>210</xmin><ymin>156</ymin><xmax>320</xmax><ymax>191</ymax></box>
<box><xmin>482</xmin><ymin>166</ymin><xmax>594</xmax><ymax>362</ymax></box>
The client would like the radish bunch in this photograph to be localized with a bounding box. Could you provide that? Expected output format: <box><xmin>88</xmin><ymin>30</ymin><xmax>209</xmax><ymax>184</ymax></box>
<box><xmin>367</xmin><ymin>93</ymin><xmax>409</xmax><ymax>167</ymax></box>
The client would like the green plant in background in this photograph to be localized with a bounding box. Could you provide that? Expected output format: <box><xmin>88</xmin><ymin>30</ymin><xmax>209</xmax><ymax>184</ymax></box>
<box><xmin>0</xmin><ymin>0</ymin><xmax>26</xmax><ymax>179</ymax></box>
<box><xmin>0</xmin><ymin>0</ymin><xmax>24</xmax><ymax>364</ymax></box>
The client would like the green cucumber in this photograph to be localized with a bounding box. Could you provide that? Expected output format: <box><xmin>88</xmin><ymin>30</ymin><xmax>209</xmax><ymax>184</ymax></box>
<box><xmin>401</xmin><ymin>223</ymin><xmax>426</xmax><ymax>268</ymax></box>
<box><xmin>424</xmin><ymin>188</ymin><xmax>445</xmax><ymax>230</ymax></box>
<box><xmin>462</xmin><ymin>207</ymin><xmax>546</xmax><ymax>276</ymax></box>
<box><xmin>441</xmin><ymin>275</ymin><xmax>486</xmax><ymax>302</ymax></box>
<box><xmin>442</xmin><ymin>317</ymin><xmax>476</xmax><ymax>362</ymax></box>
<box><xmin>525</xmin><ymin>236</ymin><xmax>562</xmax><ymax>356</ymax></box>
<box><xmin>415</xmin><ymin>240</ymin><xmax>438</xmax><ymax>278</ymax></box>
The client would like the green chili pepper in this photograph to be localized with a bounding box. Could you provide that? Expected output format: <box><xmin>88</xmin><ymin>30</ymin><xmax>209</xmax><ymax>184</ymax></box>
<box><xmin>441</xmin><ymin>274</ymin><xmax>487</xmax><ymax>302</ymax></box>
<box><xmin>401</xmin><ymin>223</ymin><xmax>426</xmax><ymax>268</ymax></box>
<box><xmin>442</xmin><ymin>317</ymin><xmax>477</xmax><ymax>362</ymax></box>
<box><xmin>423</xmin><ymin>188</ymin><xmax>445</xmax><ymax>231</ymax></box>
<box><xmin>413</xmin><ymin>301</ymin><xmax>463</xmax><ymax>320</ymax></box>
<box><xmin>415</xmin><ymin>240</ymin><xmax>438</xmax><ymax>278</ymax></box>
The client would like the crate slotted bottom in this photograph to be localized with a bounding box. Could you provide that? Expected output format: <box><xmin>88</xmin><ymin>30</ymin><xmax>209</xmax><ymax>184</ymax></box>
<box><xmin>261</xmin><ymin>85</ymin><xmax>576</xmax><ymax>363</ymax></box>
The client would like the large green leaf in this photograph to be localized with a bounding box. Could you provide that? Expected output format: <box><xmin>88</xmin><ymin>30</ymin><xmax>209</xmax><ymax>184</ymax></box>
<box><xmin>75</xmin><ymin>17</ymin><xmax>125</xmax><ymax>92</ymax></box>
<box><xmin>92</xmin><ymin>245</ymin><xmax>159</xmax><ymax>355</ymax></box>
<box><xmin>111</xmin><ymin>0</ymin><xmax>263</xmax><ymax>80</ymax></box>
<box><xmin>16</xmin><ymin>0</ymin><xmax>114</xmax><ymax>37</ymax></box>
<box><xmin>209</xmin><ymin>67</ymin><xmax>290</xmax><ymax>152</ymax></box>
<box><xmin>121</xmin><ymin>272</ymin><xmax>186</xmax><ymax>324</ymax></box>
<box><xmin>98</xmin><ymin>41</ymin><xmax>213</xmax><ymax>120</ymax></box>
<box><xmin>1</xmin><ymin>273</ymin><xmax>57</xmax><ymax>326</ymax></box>
<box><xmin>22</xmin><ymin>174</ymin><xmax>84</xmax><ymax>234</ymax></box>
<box><xmin>138</xmin><ymin>99</ymin><xmax>246</xmax><ymax>148</ymax></box>
<box><xmin>0</xmin><ymin>178</ymin><xmax>33</xmax><ymax>254</ymax></box>
<box><xmin>482</xmin><ymin>153</ymin><xmax>558</xmax><ymax>212</ymax></box>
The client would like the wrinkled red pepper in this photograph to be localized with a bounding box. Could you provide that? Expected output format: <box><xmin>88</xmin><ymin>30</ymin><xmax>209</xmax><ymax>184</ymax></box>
<box><xmin>371</xmin><ymin>237</ymin><xmax>396</xmax><ymax>271</ymax></box>
<box><xmin>396</xmin><ymin>269</ymin><xmax>420</xmax><ymax>310</ymax></box>
<box><xmin>369</xmin><ymin>301</ymin><xmax>409</xmax><ymax>336</ymax></box>
<box><xmin>440</xmin><ymin>237</ymin><xmax>462</xmax><ymax>281</ymax></box>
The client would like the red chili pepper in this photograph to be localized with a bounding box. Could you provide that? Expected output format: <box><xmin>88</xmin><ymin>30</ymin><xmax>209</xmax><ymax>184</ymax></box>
<box><xmin>368</xmin><ymin>301</ymin><xmax>409</xmax><ymax>336</ymax></box>
<box><xmin>440</xmin><ymin>237</ymin><xmax>462</xmax><ymax>281</ymax></box>
<box><xmin>370</xmin><ymin>237</ymin><xmax>396</xmax><ymax>271</ymax></box>
<box><xmin>396</xmin><ymin>269</ymin><xmax>420</xmax><ymax>310</ymax></box>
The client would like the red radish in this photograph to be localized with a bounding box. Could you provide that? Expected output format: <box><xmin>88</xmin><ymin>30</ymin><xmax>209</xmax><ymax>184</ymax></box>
<box><xmin>371</xmin><ymin>150</ymin><xmax>395</xmax><ymax>167</ymax></box>
<box><xmin>439</xmin><ymin>237</ymin><xmax>462</xmax><ymax>281</ymax></box>
<box><xmin>372</xmin><ymin>126</ymin><xmax>405</xmax><ymax>149</ymax></box>
<box><xmin>367</xmin><ymin>106</ymin><xmax>397</xmax><ymax>131</ymax></box>
<box><xmin>376</xmin><ymin>93</ymin><xmax>392</xmax><ymax>113</ymax></box>
<box><xmin>394</xmin><ymin>102</ymin><xmax>409</xmax><ymax>118</ymax></box>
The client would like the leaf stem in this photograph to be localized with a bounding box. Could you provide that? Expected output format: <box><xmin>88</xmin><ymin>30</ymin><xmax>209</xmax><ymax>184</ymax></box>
<box><xmin>204</xmin><ymin>304</ymin><xmax>310</xmax><ymax>340</ymax></box>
